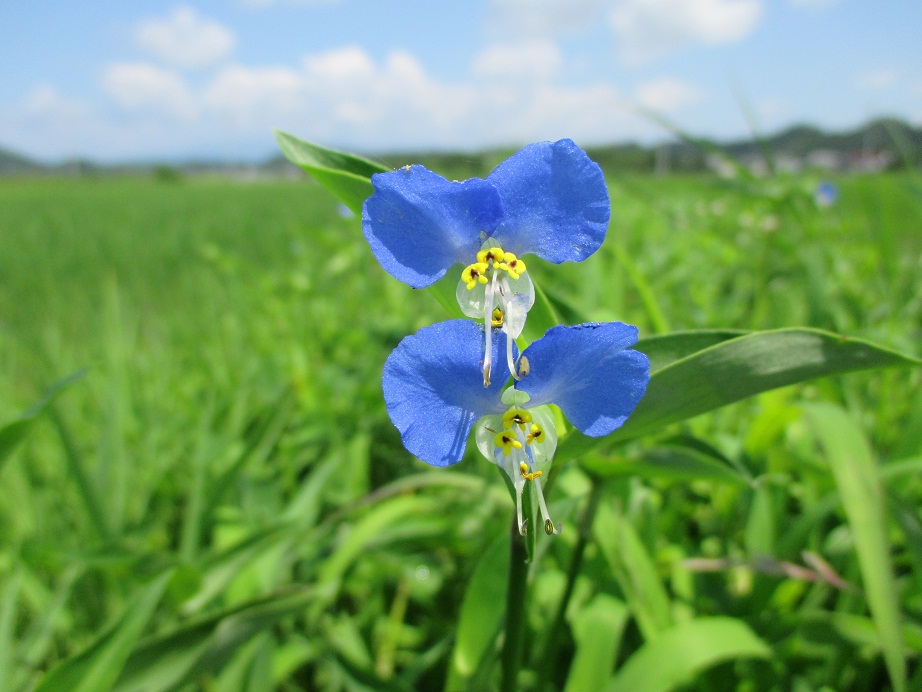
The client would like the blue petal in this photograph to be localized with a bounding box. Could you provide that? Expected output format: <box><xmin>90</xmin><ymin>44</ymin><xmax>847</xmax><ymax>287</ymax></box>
<box><xmin>362</xmin><ymin>166</ymin><xmax>503</xmax><ymax>288</ymax></box>
<box><xmin>383</xmin><ymin>320</ymin><xmax>511</xmax><ymax>466</ymax></box>
<box><xmin>486</xmin><ymin>139</ymin><xmax>609</xmax><ymax>263</ymax></box>
<box><xmin>516</xmin><ymin>322</ymin><xmax>649</xmax><ymax>437</ymax></box>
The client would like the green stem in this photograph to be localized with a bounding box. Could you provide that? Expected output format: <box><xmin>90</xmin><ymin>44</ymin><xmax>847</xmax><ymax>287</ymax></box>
<box><xmin>501</xmin><ymin>513</ymin><xmax>529</xmax><ymax>692</ymax></box>
<box><xmin>535</xmin><ymin>479</ymin><xmax>605</xmax><ymax>684</ymax></box>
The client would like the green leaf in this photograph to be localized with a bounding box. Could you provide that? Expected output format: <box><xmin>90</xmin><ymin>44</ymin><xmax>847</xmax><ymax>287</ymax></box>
<box><xmin>36</xmin><ymin>570</ymin><xmax>172</xmax><ymax>692</ymax></box>
<box><xmin>0</xmin><ymin>368</ymin><xmax>87</xmax><ymax>471</ymax></box>
<box><xmin>446</xmin><ymin>533</ymin><xmax>509</xmax><ymax>691</ymax></box>
<box><xmin>0</xmin><ymin>571</ymin><xmax>21</xmax><ymax>690</ymax></box>
<box><xmin>635</xmin><ymin>330</ymin><xmax>749</xmax><ymax>374</ymax></box>
<box><xmin>114</xmin><ymin>587</ymin><xmax>316</xmax><ymax>692</ymax></box>
<box><xmin>0</xmin><ymin>420</ymin><xmax>31</xmax><ymax>470</ymax></box>
<box><xmin>564</xmin><ymin>595</ymin><xmax>629</xmax><ymax>692</ymax></box>
<box><xmin>594</xmin><ymin>504</ymin><xmax>672</xmax><ymax>641</ymax></box>
<box><xmin>274</xmin><ymin>130</ymin><xmax>388</xmax><ymax>215</ymax></box>
<box><xmin>581</xmin><ymin>444</ymin><xmax>750</xmax><ymax>484</ymax></box>
<box><xmin>560</xmin><ymin>328</ymin><xmax>921</xmax><ymax>460</ymax></box>
<box><xmin>606</xmin><ymin>617</ymin><xmax>771</xmax><ymax>692</ymax></box>
<box><xmin>804</xmin><ymin>403</ymin><xmax>906</xmax><ymax>692</ymax></box>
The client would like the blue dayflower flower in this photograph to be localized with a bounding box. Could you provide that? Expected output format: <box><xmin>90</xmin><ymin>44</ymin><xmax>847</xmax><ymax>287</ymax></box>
<box><xmin>382</xmin><ymin>319</ymin><xmax>649</xmax><ymax>535</ymax></box>
<box><xmin>364</xmin><ymin>139</ymin><xmax>610</xmax><ymax>385</ymax></box>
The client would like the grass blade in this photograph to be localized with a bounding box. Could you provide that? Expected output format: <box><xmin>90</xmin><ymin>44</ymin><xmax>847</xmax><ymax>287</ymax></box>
<box><xmin>804</xmin><ymin>403</ymin><xmax>906</xmax><ymax>692</ymax></box>
<box><xmin>564</xmin><ymin>594</ymin><xmax>629</xmax><ymax>692</ymax></box>
<box><xmin>0</xmin><ymin>368</ymin><xmax>87</xmax><ymax>471</ymax></box>
<box><xmin>114</xmin><ymin>587</ymin><xmax>316</xmax><ymax>692</ymax></box>
<box><xmin>606</xmin><ymin>617</ymin><xmax>771</xmax><ymax>692</ymax></box>
<box><xmin>36</xmin><ymin>570</ymin><xmax>173</xmax><ymax>692</ymax></box>
<box><xmin>594</xmin><ymin>503</ymin><xmax>672</xmax><ymax>641</ymax></box>
<box><xmin>446</xmin><ymin>534</ymin><xmax>509</xmax><ymax>691</ymax></box>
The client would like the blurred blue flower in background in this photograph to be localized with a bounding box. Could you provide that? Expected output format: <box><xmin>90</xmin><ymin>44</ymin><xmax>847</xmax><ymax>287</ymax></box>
<box><xmin>382</xmin><ymin>319</ymin><xmax>649</xmax><ymax>534</ymax></box>
<box><xmin>815</xmin><ymin>181</ymin><xmax>839</xmax><ymax>208</ymax></box>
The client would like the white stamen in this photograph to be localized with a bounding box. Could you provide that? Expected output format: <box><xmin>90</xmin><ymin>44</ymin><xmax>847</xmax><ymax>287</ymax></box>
<box><xmin>506</xmin><ymin>330</ymin><xmax>519</xmax><ymax>380</ymax></box>
<box><xmin>482</xmin><ymin>272</ymin><xmax>497</xmax><ymax>387</ymax></box>
<box><xmin>533</xmin><ymin>475</ymin><xmax>560</xmax><ymax>535</ymax></box>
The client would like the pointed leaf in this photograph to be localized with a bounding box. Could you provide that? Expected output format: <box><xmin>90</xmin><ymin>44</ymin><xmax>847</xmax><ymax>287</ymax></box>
<box><xmin>635</xmin><ymin>330</ymin><xmax>749</xmax><ymax>373</ymax></box>
<box><xmin>274</xmin><ymin>130</ymin><xmax>388</xmax><ymax>215</ymax></box>
<box><xmin>0</xmin><ymin>368</ymin><xmax>87</xmax><ymax>470</ymax></box>
<box><xmin>560</xmin><ymin>328</ymin><xmax>921</xmax><ymax>459</ymax></box>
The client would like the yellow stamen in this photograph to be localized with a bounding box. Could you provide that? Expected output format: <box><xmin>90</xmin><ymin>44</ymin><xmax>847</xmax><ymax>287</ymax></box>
<box><xmin>461</xmin><ymin>262</ymin><xmax>489</xmax><ymax>290</ymax></box>
<box><xmin>519</xmin><ymin>462</ymin><xmax>543</xmax><ymax>481</ymax></box>
<box><xmin>502</xmin><ymin>408</ymin><xmax>532</xmax><ymax>430</ymax></box>
<box><xmin>491</xmin><ymin>307</ymin><xmax>504</xmax><ymax>327</ymax></box>
<box><xmin>494</xmin><ymin>430</ymin><xmax>522</xmax><ymax>456</ymax></box>
<box><xmin>526</xmin><ymin>423</ymin><xmax>545</xmax><ymax>445</ymax></box>
<box><xmin>499</xmin><ymin>253</ymin><xmax>526</xmax><ymax>279</ymax></box>
<box><xmin>477</xmin><ymin>247</ymin><xmax>505</xmax><ymax>265</ymax></box>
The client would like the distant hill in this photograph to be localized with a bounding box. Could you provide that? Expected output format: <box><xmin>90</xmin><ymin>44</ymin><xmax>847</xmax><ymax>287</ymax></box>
<box><xmin>374</xmin><ymin>117</ymin><xmax>922</xmax><ymax>177</ymax></box>
<box><xmin>3</xmin><ymin>117</ymin><xmax>920</xmax><ymax>178</ymax></box>
<box><xmin>0</xmin><ymin>147</ymin><xmax>45</xmax><ymax>175</ymax></box>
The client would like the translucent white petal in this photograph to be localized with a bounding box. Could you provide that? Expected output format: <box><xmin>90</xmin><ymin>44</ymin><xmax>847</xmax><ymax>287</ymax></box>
<box><xmin>474</xmin><ymin>414</ymin><xmax>506</xmax><ymax>462</ymax></box>
<box><xmin>501</xmin><ymin>388</ymin><xmax>531</xmax><ymax>407</ymax></box>
<box><xmin>497</xmin><ymin>272</ymin><xmax>534</xmax><ymax>312</ymax></box>
<box><xmin>456</xmin><ymin>277</ymin><xmax>487</xmax><ymax>318</ymax></box>
<box><xmin>503</xmin><ymin>292</ymin><xmax>532</xmax><ymax>339</ymax></box>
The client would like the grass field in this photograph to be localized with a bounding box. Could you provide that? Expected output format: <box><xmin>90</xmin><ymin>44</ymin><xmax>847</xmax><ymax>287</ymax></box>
<box><xmin>1</xmin><ymin>168</ymin><xmax>921</xmax><ymax>690</ymax></box>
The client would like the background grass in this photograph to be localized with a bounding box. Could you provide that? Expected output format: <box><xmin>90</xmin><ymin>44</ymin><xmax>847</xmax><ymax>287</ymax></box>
<box><xmin>1</xmin><ymin>167</ymin><xmax>921</xmax><ymax>690</ymax></box>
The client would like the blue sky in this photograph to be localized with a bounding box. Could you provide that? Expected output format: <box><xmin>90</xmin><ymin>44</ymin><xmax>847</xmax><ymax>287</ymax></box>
<box><xmin>2</xmin><ymin>0</ymin><xmax>920</xmax><ymax>162</ymax></box>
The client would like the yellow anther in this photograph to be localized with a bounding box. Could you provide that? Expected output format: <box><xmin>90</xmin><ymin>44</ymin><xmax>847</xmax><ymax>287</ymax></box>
<box><xmin>461</xmin><ymin>262</ymin><xmax>489</xmax><ymax>290</ymax></box>
<box><xmin>502</xmin><ymin>408</ymin><xmax>532</xmax><ymax>430</ymax></box>
<box><xmin>477</xmin><ymin>247</ymin><xmax>505</xmax><ymax>265</ymax></box>
<box><xmin>494</xmin><ymin>430</ymin><xmax>522</xmax><ymax>456</ymax></box>
<box><xmin>526</xmin><ymin>423</ymin><xmax>545</xmax><ymax>445</ymax></box>
<box><xmin>499</xmin><ymin>253</ymin><xmax>526</xmax><ymax>279</ymax></box>
<box><xmin>519</xmin><ymin>462</ymin><xmax>543</xmax><ymax>481</ymax></box>
<box><xmin>491</xmin><ymin>308</ymin><xmax>504</xmax><ymax>327</ymax></box>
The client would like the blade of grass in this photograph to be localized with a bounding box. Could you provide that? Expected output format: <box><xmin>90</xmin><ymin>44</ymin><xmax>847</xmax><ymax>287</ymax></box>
<box><xmin>804</xmin><ymin>403</ymin><xmax>906</xmax><ymax>692</ymax></box>
<box><xmin>606</xmin><ymin>617</ymin><xmax>771</xmax><ymax>692</ymax></box>
<box><xmin>565</xmin><ymin>594</ymin><xmax>629</xmax><ymax>692</ymax></box>
<box><xmin>0</xmin><ymin>368</ymin><xmax>87</xmax><ymax>471</ymax></box>
<box><xmin>36</xmin><ymin>570</ymin><xmax>173</xmax><ymax>692</ymax></box>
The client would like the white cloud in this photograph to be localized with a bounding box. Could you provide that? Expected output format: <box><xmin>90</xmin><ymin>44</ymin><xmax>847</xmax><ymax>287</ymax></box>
<box><xmin>610</xmin><ymin>0</ymin><xmax>763</xmax><ymax>63</ymax></box>
<box><xmin>473</xmin><ymin>40</ymin><xmax>563</xmax><ymax>82</ymax></box>
<box><xmin>103</xmin><ymin>63</ymin><xmax>197</xmax><ymax>119</ymax></box>
<box><xmin>137</xmin><ymin>6</ymin><xmax>235</xmax><ymax>69</ymax></box>
<box><xmin>21</xmin><ymin>85</ymin><xmax>90</xmax><ymax>119</ymax></box>
<box><xmin>636</xmin><ymin>77</ymin><xmax>703</xmax><ymax>112</ymax></box>
<box><xmin>9</xmin><ymin>44</ymin><xmax>669</xmax><ymax>161</ymax></box>
<box><xmin>855</xmin><ymin>69</ymin><xmax>898</xmax><ymax>91</ymax></box>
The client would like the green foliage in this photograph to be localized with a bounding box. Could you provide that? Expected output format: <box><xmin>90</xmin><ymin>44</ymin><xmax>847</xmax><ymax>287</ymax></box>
<box><xmin>2</xmin><ymin>135</ymin><xmax>921</xmax><ymax>691</ymax></box>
